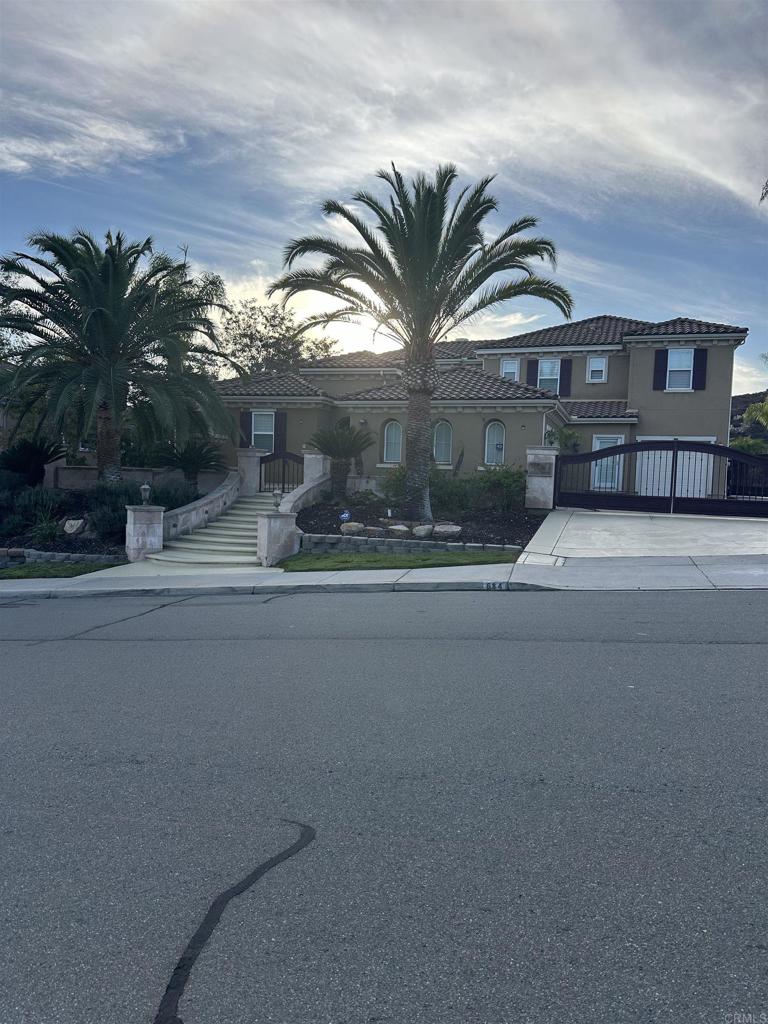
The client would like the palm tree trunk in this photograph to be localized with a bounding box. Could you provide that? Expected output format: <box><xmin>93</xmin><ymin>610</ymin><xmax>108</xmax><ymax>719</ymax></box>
<box><xmin>96</xmin><ymin>402</ymin><xmax>122</xmax><ymax>482</ymax></box>
<box><xmin>402</xmin><ymin>359</ymin><xmax>439</xmax><ymax>521</ymax></box>
<box><xmin>330</xmin><ymin>458</ymin><xmax>351</xmax><ymax>500</ymax></box>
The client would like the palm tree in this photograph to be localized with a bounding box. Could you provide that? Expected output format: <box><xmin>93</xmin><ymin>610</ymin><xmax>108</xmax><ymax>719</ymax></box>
<box><xmin>153</xmin><ymin>438</ymin><xmax>226</xmax><ymax>492</ymax></box>
<box><xmin>269</xmin><ymin>163</ymin><xmax>572</xmax><ymax>519</ymax></box>
<box><xmin>308</xmin><ymin>423</ymin><xmax>374</xmax><ymax>499</ymax></box>
<box><xmin>0</xmin><ymin>230</ymin><xmax>234</xmax><ymax>481</ymax></box>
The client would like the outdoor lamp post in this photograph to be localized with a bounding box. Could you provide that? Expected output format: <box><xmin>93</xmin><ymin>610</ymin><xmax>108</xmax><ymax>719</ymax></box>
<box><xmin>140</xmin><ymin>481</ymin><xmax>151</xmax><ymax>505</ymax></box>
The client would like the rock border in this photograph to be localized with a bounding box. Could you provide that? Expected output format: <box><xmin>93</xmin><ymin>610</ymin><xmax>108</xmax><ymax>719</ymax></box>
<box><xmin>0</xmin><ymin>548</ymin><xmax>119</xmax><ymax>569</ymax></box>
<box><xmin>300</xmin><ymin>534</ymin><xmax>522</xmax><ymax>556</ymax></box>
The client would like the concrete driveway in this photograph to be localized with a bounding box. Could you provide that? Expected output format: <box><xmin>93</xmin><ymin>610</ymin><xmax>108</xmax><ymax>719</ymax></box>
<box><xmin>520</xmin><ymin>508</ymin><xmax>768</xmax><ymax>564</ymax></box>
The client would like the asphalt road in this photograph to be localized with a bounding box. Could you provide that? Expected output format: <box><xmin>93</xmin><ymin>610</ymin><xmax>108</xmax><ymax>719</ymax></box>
<box><xmin>1</xmin><ymin>590</ymin><xmax>766</xmax><ymax>1024</ymax></box>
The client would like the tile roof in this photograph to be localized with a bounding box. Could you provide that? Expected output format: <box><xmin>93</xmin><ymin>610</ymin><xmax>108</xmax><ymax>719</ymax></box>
<box><xmin>302</xmin><ymin>339</ymin><xmax>476</xmax><ymax>368</ymax></box>
<box><xmin>475</xmin><ymin>314</ymin><xmax>747</xmax><ymax>350</ymax></box>
<box><xmin>301</xmin><ymin>349</ymin><xmax>401</xmax><ymax>368</ymax></box>
<box><xmin>561</xmin><ymin>400</ymin><xmax>638</xmax><ymax>420</ymax></box>
<box><xmin>622</xmin><ymin>317</ymin><xmax>748</xmax><ymax>337</ymax></box>
<box><xmin>215</xmin><ymin>373</ymin><xmax>326</xmax><ymax>398</ymax></box>
<box><xmin>339</xmin><ymin>368</ymin><xmax>555</xmax><ymax>403</ymax></box>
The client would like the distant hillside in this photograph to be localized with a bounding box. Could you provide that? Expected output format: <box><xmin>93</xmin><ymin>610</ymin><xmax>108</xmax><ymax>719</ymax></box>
<box><xmin>731</xmin><ymin>390</ymin><xmax>768</xmax><ymax>441</ymax></box>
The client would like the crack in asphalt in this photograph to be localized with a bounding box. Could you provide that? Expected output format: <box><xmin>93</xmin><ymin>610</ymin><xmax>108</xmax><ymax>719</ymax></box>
<box><xmin>22</xmin><ymin>596</ymin><xmax>199</xmax><ymax>645</ymax></box>
<box><xmin>153</xmin><ymin>820</ymin><xmax>316</xmax><ymax>1024</ymax></box>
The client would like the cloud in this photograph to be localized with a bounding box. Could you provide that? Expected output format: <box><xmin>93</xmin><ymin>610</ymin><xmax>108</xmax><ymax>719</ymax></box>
<box><xmin>1</xmin><ymin>0</ymin><xmax>765</xmax><ymax>212</ymax></box>
<box><xmin>733</xmin><ymin>355</ymin><xmax>768</xmax><ymax>394</ymax></box>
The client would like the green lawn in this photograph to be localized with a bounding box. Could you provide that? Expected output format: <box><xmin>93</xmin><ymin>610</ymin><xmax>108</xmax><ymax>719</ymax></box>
<box><xmin>279</xmin><ymin>550</ymin><xmax>518</xmax><ymax>572</ymax></box>
<box><xmin>0</xmin><ymin>562</ymin><xmax>120</xmax><ymax>579</ymax></box>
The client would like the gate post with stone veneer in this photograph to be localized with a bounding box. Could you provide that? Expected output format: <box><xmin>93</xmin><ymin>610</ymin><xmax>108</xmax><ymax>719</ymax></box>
<box><xmin>525</xmin><ymin>446</ymin><xmax>558</xmax><ymax>509</ymax></box>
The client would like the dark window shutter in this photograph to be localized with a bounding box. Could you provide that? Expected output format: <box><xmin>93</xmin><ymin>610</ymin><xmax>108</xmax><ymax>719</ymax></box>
<box><xmin>692</xmin><ymin>349</ymin><xmax>708</xmax><ymax>390</ymax></box>
<box><xmin>653</xmin><ymin>349</ymin><xmax>668</xmax><ymax>390</ymax></box>
<box><xmin>559</xmin><ymin>358</ymin><xmax>572</xmax><ymax>397</ymax></box>
<box><xmin>239</xmin><ymin>410</ymin><xmax>251</xmax><ymax>448</ymax></box>
<box><xmin>274</xmin><ymin>410</ymin><xmax>287</xmax><ymax>453</ymax></box>
<box><xmin>526</xmin><ymin>359</ymin><xmax>539</xmax><ymax>387</ymax></box>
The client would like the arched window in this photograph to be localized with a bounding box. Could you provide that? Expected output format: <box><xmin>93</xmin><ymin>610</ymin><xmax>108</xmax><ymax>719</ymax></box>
<box><xmin>432</xmin><ymin>420</ymin><xmax>452</xmax><ymax>464</ymax></box>
<box><xmin>484</xmin><ymin>421</ymin><xmax>505</xmax><ymax>465</ymax></box>
<box><xmin>383</xmin><ymin>420</ymin><xmax>402</xmax><ymax>463</ymax></box>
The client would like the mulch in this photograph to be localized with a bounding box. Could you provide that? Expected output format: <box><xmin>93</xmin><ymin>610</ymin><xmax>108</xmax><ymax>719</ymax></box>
<box><xmin>296</xmin><ymin>499</ymin><xmax>547</xmax><ymax>547</ymax></box>
<box><xmin>0</xmin><ymin>533</ymin><xmax>125</xmax><ymax>557</ymax></box>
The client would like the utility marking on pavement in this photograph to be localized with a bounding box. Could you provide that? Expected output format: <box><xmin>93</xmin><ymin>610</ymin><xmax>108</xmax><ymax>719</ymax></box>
<box><xmin>153</xmin><ymin>820</ymin><xmax>316</xmax><ymax>1024</ymax></box>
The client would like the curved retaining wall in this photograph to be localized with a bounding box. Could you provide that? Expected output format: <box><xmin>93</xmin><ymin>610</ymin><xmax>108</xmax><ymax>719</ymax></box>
<box><xmin>163</xmin><ymin>470</ymin><xmax>240</xmax><ymax>541</ymax></box>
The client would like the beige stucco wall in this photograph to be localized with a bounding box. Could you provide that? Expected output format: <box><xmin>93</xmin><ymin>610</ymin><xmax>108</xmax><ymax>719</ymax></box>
<box><xmin>481</xmin><ymin>352</ymin><xmax>630</xmax><ymax>399</ymax></box>
<box><xmin>299</xmin><ymin>369</ymin><xmax>401</xmax><ymax>398</ymax></box>
<box><xmin>335</xmin><ymin>404</ymin><xmax>547</xmax><ymax>475</ymax></box>
<box><xmin>628</xmin><ymin>344</ymin><xmax>735</xmax><ymax>443</ymax></box>
<box><xmin>220</xmin><ymin>402</ymin><xmax>334</xmax><ymax>465</ymax></box>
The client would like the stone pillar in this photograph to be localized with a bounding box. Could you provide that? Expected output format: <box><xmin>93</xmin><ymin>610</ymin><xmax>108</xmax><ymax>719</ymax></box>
<box><xmin>125</xmin><ymin>505</ymin><xmax>165</xmax><ymax>562</ymax></box>
<box><xmin>257</xmin><ymin>512</ymin><xmax>300</xmax><ymax>567</ymax></box>
<box><xmin>302</xmin><ymin>449</ymin><xmax>330</xmax><ymax>484</ymax></box>
<box><xmin>525</xmin><ymin>446</ymin><xmax>558</xmax><ymax>510</ymax></box>
<box><xmin>237</xmin><ymin>448</ymin><xmax>268</xmax><ymax>497</ymax></box>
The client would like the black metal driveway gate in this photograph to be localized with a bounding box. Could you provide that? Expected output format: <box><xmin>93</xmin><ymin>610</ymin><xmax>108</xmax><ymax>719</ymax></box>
<box><xmin>555</xmin><ymin>440</ymin><xmax>768</xmax><ymax>517</ymax></box>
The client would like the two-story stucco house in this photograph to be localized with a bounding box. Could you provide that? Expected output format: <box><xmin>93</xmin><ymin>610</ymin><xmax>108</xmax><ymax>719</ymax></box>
<box><xmin>216</xmin><ymin>315</ymin><xmax>748</xmax><ymax>478</ymax></box>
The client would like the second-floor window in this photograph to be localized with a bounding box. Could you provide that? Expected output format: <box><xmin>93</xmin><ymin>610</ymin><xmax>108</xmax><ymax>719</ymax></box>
<box><xmin>538</xmin><ymin>358</ymin><xmax>560</xmax><ymax>393</ymax></box>
<box><xmin>500</xmin><ymin>358</ymin><xmax>520</xmax><ymax>381</ymax></box>
<box><xmin>667</xmin><ymin>348</ymin><xmax>694</xmax><ymax>390</ymax></box>
<box><xmin>587</xmin><ymin>356</ymin><xmax>607</xmax><ymax>383</ymax></box>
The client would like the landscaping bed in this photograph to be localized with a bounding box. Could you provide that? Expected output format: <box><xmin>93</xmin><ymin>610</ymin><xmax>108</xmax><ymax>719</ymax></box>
<box><xmin>296</xmin><ymin>498</ymin><xmax>546</xmax><ymax>548</ymax></box>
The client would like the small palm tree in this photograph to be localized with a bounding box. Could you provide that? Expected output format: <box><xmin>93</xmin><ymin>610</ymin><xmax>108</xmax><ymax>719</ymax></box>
<box><xmin>153</xmin><ymin>438</ymin><xmax>226</xmax><ymax>492</ymax></box>
<box><xmin>308</xmin><ymin>423</ymin><xmax>374</xmax><ymax>499</ymax></box>
<box><xmin>0</xmin><ymin>437</ymin><xmax>66</xmax><ymax>486</ymax></box>
<box><xmin>269</xmin><ymin>163</ymin><xmax>572</xmax><ymax>519</ymax></box>
<box><xmin>0</xmin><ymin>230</ymin><xmax>234</xmax><ymax>481</ymax></box>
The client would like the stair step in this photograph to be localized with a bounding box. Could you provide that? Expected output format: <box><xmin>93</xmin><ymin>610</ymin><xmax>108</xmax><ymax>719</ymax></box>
<box><xmin>146</xmin><ymin>551</ymin><xmax>263</xmax><ymax>566</ymax></box>
<box><xmin>166</xmin><ymin>538</ymin><xmax>260</xmax><ymax>553</ymax></box>
<box><xmin>201</xmin><ymin>526</ymin><xmax>258</xmax><ymax>539</ymax></box>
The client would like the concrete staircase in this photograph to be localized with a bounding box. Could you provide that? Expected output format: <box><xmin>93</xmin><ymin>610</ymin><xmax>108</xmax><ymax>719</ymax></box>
<box><xmin>145</xmin><ymin>494</ymin><xmax>275</xmax><ymax>567</ymax></box>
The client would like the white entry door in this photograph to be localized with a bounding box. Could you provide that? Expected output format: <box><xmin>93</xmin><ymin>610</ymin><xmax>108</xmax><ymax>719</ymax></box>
<box><xmin>591</xmin><ymin>435</ymin><xmax>624</xmax><ymax>491</ymax></box>
<box><xmin>635</xmin><ymin>436</ymin><xmax>716</xmax><ymax>498</ymax></box>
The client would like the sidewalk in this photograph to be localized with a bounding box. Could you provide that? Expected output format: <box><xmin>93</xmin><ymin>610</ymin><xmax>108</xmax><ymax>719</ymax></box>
<box><xmin>1</xmin><ymin>553</ymin><xmax>766</xmax><ymax>600</ymax></box>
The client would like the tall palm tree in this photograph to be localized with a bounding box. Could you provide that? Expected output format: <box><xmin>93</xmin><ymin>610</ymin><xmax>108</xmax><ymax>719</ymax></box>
<box><xmin>269</xmin><ymin>164</ymin><xmax>572</xmax><ymax>519</ymax></box>
<box><xmin>0</xmin><ymin>230</ymin><xmax>234</xmax><ymax>481</ymax></box>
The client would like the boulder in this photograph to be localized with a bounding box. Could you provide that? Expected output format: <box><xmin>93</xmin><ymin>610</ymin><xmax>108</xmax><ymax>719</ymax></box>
<box><xmin>432</xmin><ymin>523</ymin><xmax>462</xmax><ymax>541</ymax></box>
<box><xmin>387</xmin><ymin>524</ymin><xmax>410</xmax><ymax>537</ymax></box>
<box><xmin>340</xmin><ymin>521</ymin><xmax>365</xmax><ymax>536</ymax></box>
<box><xmin>364</xmin><ymin>526</ymin><xmax>385</xmax><ymax>537</ymax></box>
<box><xmin>412</xmin><ymin>524</ymin><xmax>434</xmax><ymax>539</ymax></box>
<box><xmin>63</xmin><ymin>518</ymin><xmax>86</xmax><ymax>536</ymax></box>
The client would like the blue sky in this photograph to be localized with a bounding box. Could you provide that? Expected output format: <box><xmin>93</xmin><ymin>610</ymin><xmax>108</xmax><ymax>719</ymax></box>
<box><xmin>1</xmin><ymin>0</ymin><xmax>766</xmax><ymax>391</ymax></box>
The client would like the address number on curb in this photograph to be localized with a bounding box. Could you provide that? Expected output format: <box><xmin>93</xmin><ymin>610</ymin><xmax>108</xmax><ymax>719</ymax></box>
<box><xmin>484</xmin><ymin>582</ymin><xmax>508</xmax><ymax>591</ymax></box>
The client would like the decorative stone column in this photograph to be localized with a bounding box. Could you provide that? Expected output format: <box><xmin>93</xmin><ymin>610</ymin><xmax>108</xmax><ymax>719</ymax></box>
<box><xmin>125</xmin><ymin>505</ymin><xmax>165</xmax><ymax>561</ymax></box>
<box><xmin>237</xmin><ymin>448</ymin><xmax>268</xmax><ymax>497</ymax></box>
<box><xmin>257</xmin><ymin>512</ymin><xmax>300</xmax><ymax>567</ymax></box>
<box><xmin>302</xmin><ymin>449</ymin><xmax>330</xmax><ymax>484</ymax></box>
<box><xmin>525</xmin><ymin>446</ymin><xmax>558</xmax><ymax>509</ymax></box>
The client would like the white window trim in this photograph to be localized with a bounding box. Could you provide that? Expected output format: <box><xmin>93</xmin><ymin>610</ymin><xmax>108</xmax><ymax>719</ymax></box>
<box><xmin>432</xmin><ymin>420</ymin><xmax>453</xmax><ymax>465</ymax></box>
<box><xmin>538</xmin><ymin>358</ymin><xmax>561</xmax><ymax>392</ymax></box>
<box><xmin>500</xmin><ymin>358</ymin><xmax>520</xmax><ymax>382</ymax></box>
<box><xmin>484</xmin><ymin>421</ymin><xmax>505</xmax><ymax>465</ymax></box>
<box><xmin>665</xmin><ymin>348</ymin><xmax>694</xmax><ymax>391</ymax></box>
<box><xmin>251</xmin><ymin>409</ymin><xmax>275</xmax><ymax>452</ymax></box>
<box><xmin>586</xmin><ymin>356</ymin><xmax>608</xmax><ymax>384</ymax></box>
<box><xmin>382</xmin><ymin>420</ymin><xmax>402</xmax><ymax>464</ymax></box>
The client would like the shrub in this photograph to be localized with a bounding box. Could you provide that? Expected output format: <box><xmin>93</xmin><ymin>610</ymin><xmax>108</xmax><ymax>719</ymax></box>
<box><xmin>0</xmin><ymin>438</ymin><xmax>67</xmax><ymax>486</ymax></box>
<box><xmin>382</xmin><ymin>466</ymin><xmax>407</xmax><ymax>508</ymax></box>
<box><xmin>13</xmin><ymin>487</ymin><xmax>68</xmax><ymax>525</ymax></box>
<box><xmin>88</xmin><ymin>504</ymin><xmax>128</xmax><ymax>541</ymax></box>
<box><xmin>0</xmin><ymin>469</ymin><xmax>26</xmax><ymax>492</ymax></box>
<box><xmin>30</xmin><ymin>515</ymin><xmax>59</xmax><ymax>545</ymax></box>
<box><xmin>152</xmin><ymin>481</ymin><xmax>198</xmax><ymax>510</ymax></box>
<box><xmin>0</xmin><ymin>514</ymin><xmax>25</xmax><ymax>540</ymax></box>
<box><xmin>472</xmin><ymin>466</ymin><xmax>526</xmax><ymax>512</ymax></box>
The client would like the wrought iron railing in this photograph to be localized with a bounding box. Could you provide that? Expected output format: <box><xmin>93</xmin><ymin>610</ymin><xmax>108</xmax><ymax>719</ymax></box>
<box><xmin>259</xmin><ymin>451</ymin><xmax>304</xmax><ymax>493</ymax></box>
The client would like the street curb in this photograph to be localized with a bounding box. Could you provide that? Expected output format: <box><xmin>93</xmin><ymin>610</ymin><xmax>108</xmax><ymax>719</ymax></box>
<box><xmin>0</xmin><ymin>579</ymin><xmax>556</xmax><ymax>600</ymax></box>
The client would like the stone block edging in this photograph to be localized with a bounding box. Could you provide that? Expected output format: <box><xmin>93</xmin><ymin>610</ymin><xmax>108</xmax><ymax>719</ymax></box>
<box><xmin>299</xmin><ymin>534</ymin><xmax>522</xmax><ymax>555</ymax></box>
<box><xmin>0</xmin><ymin>547</ymin><xmax>119</xmax><ymax>568</ymax></box>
